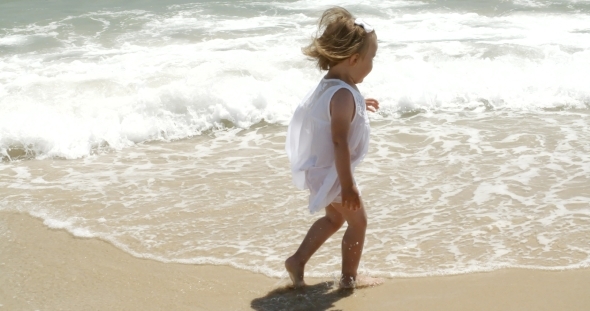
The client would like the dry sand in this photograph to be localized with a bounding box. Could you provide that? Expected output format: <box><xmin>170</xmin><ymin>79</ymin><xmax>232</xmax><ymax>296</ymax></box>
<box><xmin>1</xmin><ymin>211</ymin><xmax>589</xmax><ymax>311</ymax></box>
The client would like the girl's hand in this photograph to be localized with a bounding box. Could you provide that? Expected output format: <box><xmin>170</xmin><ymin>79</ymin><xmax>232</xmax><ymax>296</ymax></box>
<box><xmin>341</xmin><ymin>185</ymin><xmax>361</xmax><ymax>211</ymax></box>
<box><xmin>365</xmin><ymin>98</ymin><xmax>380</xmax><ymax>112</ymax></box>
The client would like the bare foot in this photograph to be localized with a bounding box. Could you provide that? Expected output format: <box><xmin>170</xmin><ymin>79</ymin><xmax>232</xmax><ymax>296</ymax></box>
<box><xmin>339</xmin><ymin>275</ymin><xmax>384</xmax><ymax>289</ymax></box>
<box><xmin>285</xmin><ymin>256</ymin><xmax>306</xmax><ymax>288</ymax></box>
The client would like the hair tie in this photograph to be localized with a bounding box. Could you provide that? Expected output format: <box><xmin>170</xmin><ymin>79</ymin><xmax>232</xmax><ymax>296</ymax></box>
<box><xmin>354</xmin><ymin>18</ymin><xmax>374</xmax><ymax>33</ymax></box>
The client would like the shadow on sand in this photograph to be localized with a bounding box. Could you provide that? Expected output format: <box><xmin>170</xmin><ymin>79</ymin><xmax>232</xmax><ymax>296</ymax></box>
<box><xmin>250</xmin><ymin>281</ymin><xmax>353</xmax><ymax>311</ymax></box>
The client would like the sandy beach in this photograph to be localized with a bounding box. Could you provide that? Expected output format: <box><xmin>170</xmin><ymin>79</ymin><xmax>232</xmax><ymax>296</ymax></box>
<box><xmin>2</xmin><ymin>1</ymin><xmax>590</xmax><ymax>310</ymax></box>
<box><xmin>1</xmin><ymin>211</ymin><xmax>589</xmax><ymax>311</ymax></box>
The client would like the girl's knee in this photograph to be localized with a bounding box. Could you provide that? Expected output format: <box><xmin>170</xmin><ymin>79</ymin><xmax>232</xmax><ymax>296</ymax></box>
<box><xmin>348</xmin><ymin>211</ymin><xmax>367</xmax><ymax>229</ymax></box>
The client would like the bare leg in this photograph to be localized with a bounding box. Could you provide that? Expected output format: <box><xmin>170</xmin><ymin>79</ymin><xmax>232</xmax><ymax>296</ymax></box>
<box><xmin>330</xmin><ymin>200</ymin><xmax>368</xmax><ymax>288</ymax></box>
<box><xmin>285</xmin><ymin>205</ymin><xmax>345</xmax><ymax>287</ymax></box>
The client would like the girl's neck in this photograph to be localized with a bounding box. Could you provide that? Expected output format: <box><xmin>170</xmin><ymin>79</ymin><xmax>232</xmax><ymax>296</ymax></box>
<box><xmin>324</xmin><ymin>68</ymin><xmax>356</xmax><ymax>87</ymax></box>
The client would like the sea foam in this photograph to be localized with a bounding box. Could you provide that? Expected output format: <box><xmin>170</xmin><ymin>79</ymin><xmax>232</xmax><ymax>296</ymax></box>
<box><xmin>1</xmin><ymin>2</ymin><xmax>589</xmax><ymax>159</ymax></box>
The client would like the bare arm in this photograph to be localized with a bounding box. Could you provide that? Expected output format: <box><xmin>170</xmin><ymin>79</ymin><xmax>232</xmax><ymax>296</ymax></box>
<box><xmin>330</xmin><ymin>88</ymin><xmax>360</xmax><ymax>211</ymax></box>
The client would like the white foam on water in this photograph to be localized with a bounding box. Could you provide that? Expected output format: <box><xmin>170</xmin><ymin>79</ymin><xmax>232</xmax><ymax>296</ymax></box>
<box><xmin>513</xmin><ymin>0</ymin><xmax>549</xmax><ymax>7</ymax></box>
<box><xmin>2</xmin><ymin>112</ymin><xmax>590</xmax><ymax>278</ymax></box>
<box><xmin>271</xmin><ymin>0</ymin><xmax>426</xmax><ymax>11</ymax></box>
<box><xmin>0</xmin><ymin>34</ymin><xmax>29</xmax><ymax>46</ymax></box>
<box><xmin>10</xmin><ymin>167</ymin><xmax>32</xmax><ymax>179</ymax></box>
<box><xmin>1</xmin><ymin>3</ymin><xmax>590</xmax><ymax>159</ymax></box>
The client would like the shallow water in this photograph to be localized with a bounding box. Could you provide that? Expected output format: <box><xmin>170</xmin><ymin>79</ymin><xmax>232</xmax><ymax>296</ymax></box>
<box><xmin>2</xmin><ymin>110</ymin><xmax>590</xmax><ymax>277</ymax></box>
<box><xmin>1</xmin><ymin>0</ymin><xmax>590</xmax><ymax>278</ymax></box>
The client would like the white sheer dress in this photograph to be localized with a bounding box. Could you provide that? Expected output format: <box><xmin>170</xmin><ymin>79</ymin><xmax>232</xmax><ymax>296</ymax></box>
<box><xmin>285</xmin><ymin>78</ymin><xmax>371</xmax><ymax>214</ymax></box>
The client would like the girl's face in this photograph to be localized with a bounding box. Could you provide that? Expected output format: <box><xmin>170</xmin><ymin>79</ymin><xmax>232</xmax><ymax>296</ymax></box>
<box><xmin>352</xmin><ymin>33</ymin><xmax>378</xmax><ymax>84</ymax></box>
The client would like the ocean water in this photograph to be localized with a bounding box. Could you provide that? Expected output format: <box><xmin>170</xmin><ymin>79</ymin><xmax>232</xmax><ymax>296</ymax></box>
<box><xmin>1</xmin><ymin>0</ymin><xmax>589</xmax><ymax>278</ymax></box>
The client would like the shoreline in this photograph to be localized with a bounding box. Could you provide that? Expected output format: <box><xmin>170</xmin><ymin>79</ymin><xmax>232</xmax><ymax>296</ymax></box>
<box><xmin>2</xmin><ymin>211</ymin><xmax>590</xmax><ymax>311</ymax></box>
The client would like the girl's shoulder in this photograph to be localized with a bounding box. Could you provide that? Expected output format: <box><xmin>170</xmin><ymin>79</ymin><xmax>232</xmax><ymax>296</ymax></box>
<box><xmin>317</xmin><ymin>79</ymin><xmax>367</xmax><ymax>121</ymax></box>
<box><xmin>315</xmin><ymin>78</ymin><xmax>363</xmax><ymax>107</ymax></box>
<box><xmin>319</xmin><ymin>78</ymin><xmax>361</xmax><ymax>95</ymax></box>
<box><xmin>302</xmin><ymin>78</ymin><xmax>364</xmax><ymax>117</ymax></box>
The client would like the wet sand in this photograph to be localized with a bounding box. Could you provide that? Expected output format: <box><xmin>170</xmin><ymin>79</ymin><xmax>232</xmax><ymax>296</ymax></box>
<box><xmin>2</xmin><ymin>211</ymin><xmax>590</xmax><ymax>311</ymax></box>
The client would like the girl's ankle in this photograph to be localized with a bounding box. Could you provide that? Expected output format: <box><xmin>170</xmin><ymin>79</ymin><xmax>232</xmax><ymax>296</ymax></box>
<box><xmin>339</xmin><ymin>274</ymin><xmax>357</xmax><ymax>288</ymax></box>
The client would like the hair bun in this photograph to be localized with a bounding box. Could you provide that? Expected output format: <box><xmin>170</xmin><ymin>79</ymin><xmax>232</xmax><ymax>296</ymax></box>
<box><xmin>354</xmin><ymin>18</ymin><xmax>374</xmax><ymax>33</ymax></box>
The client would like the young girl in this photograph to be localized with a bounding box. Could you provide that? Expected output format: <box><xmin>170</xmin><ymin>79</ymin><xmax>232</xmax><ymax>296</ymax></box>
<box><xmin>285</xmin><ymin>7</ymin><xmax>380</xmax><ymax>289</ymax></box>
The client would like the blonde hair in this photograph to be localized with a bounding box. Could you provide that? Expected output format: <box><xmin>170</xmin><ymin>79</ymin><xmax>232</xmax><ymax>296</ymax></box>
<box><xmin>303</xmin><ymin>7</ymin><xmax>375</xmax><ymax>70</ymax></box>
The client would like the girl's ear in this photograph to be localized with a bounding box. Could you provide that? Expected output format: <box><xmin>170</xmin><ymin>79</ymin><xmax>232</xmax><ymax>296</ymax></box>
<box><xmin>349</xmin><ymin>53</ymin><xmax>360</xmax><ymax>66</ymax></box>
